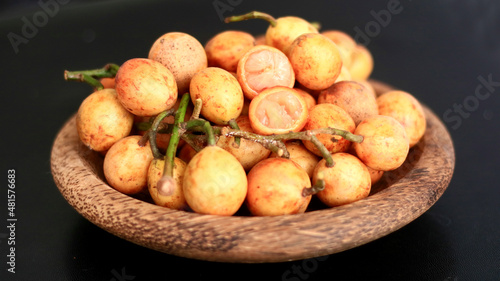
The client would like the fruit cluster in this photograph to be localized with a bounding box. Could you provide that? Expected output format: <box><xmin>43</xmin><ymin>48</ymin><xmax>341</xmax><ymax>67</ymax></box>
<box><xmin>65</xmin><ymin>11</ymin><xmax>426</xmax><ymax>216</ymax></box>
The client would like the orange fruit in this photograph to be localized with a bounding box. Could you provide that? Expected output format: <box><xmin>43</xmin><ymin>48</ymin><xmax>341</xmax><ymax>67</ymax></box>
<box><xmin>348</xmin><ymin>44</ymin><xmax>374</xmax><ymax>81</ymax></box>
<box><xmin>237</xmin><ymin>45</ymin><xmax>295</xmax><ymax>100</ymax></box>
<box><xmin>246</xmin><ymin>157</ymin><xmax>311</xmax><ymax>216</ymax></box>
<box><xmin>313</xmin><ymin>152</ymin><xmax>371</xmax><ymax>207</ymax></box>
<box><xmin>248</xmin><ymin>86</ymin><xmax>309</xmax><ymax>135</ymax></box>
<box><xmin>148</xmin><ymin>32</ymin><xmax>207</xmax><ymax>94</ymax></box>
<box><xmin>205</xmin><ymin>30</ymin><xmax>255</xmax><ymax>73</ymax></box>
<box><xmin>353</xmin><ymin>115</ymin><xmax>410</xmax><ymax>171</ymax></box>
<box><xmin>302</xmin><ymin>103</ymin><xmax>356</xmax><ymax>156</ymax></box>
<box><xmin>287</xmin><ymin>33</ymin><xmax>343</xmax><ymax>91</ymax></box>
<box><xmin>376</xmin><ymin>90</ymin><xmax>426</xmax><ymax>148</ymax></box>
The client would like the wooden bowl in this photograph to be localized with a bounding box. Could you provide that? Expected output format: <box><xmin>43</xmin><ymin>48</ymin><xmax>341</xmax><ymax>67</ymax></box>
<box><xmin>50</xmin><ymin>80</ymin><xmax>455</xmax><ymax>263</ymax></box>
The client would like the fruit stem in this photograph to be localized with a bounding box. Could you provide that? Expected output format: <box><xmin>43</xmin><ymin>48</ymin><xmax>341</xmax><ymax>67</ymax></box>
<box><xmin>309</xmin><ymin>135</ymin><xmax>335</xmax><ymax>168</ymax></box>
<box><xmin>164</xmin><ymin>93</ymin><xmax>190</xmax><ymax>177</ymax></box>
<box><xmin>190</xmin><ymin>98</ymin><xmax>203</xmax><ymax>120</ymax></box>
<box><xmin>65</xmin><ymin>63</ymin><xmax>120</xmax><ymax>78</ymax></box>
<box><xmin>203</xmin><ymin>121</ymin><xmax>216</xmax><ymax>146</ymax></box>
<box><xmin>224</xmin><ymin>11</ymin><xmax>277</xmax><ymax>27</ymax></box>
<box><xmin>183</xmin><ymin>119</ymin><xmax>216</xmax><ymax>146</ymax></box>
<box><xmin>104</xmin><ymin>63</ymin><xmax>120</xmax><ymax>76</ymax></box>
<box><xmin>302</xmin><ymin>172</ymin><xmax>325</xmax><ymax>197</ymax></box>
<box><xmin>135</xmin><ymin>121</ymin><xmax>171</xmax><ymax>134</ymax></box>
<box><xmin>180</xmin><ymin>134</ymin><xmax>205</xmax><ymax>152</ymax></box>
<box><xmin>64</xmin><ymin>63</ymin><xmax>120</xmax><ymax>90</ymax></box>
<box><xmin>138</xmin><ymin>117</ymin><xmax>361</xmax><ymax>167</ymax></box>
<box><xmin>221</xmin><ymin>127</ymin><xmax>352</xmax><ymax>167</ymax></box>
<box><xmin>64</xmin><ymin>72</ymin><xmax>104</xmax><ymax>90</ymax></box>
<box><xmin>218</xmin><ymin>126</ymin><xmax>288</xmax><ymax>157</ymax></box>
<box><xmin>228</xmin><ymin>119</ymin><xmax>241</xmax><ymax>148</ymax></box>
<box><xmin>310</xmin><ymin>21</ymin><xmax>321</xmax><ymax>31</ymax></box>
<box><xmin>263</xmin><ymin>127</ymin><xmax>363</xmax><ymax>144</ymax></box>
<box><xmin>263</xmin><ymin>127</ymin><xmax>363</xmax><ymax>167</ymax></box>
<box><xmin>326</xmin><ymin>128</ymin><xmax>364</xmax><ymax>143</ymax></box>
<box><xmin>147</xmin><ymin>109</ymin><xmax>176</xmax><ymax>159</ymax></box>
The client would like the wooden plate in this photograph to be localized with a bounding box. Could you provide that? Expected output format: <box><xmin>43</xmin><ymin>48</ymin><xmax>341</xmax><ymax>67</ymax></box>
<box><xmin>50</xmin><ymin>80</ymin><xmax>455</xmax><ymax>263</ymax></box>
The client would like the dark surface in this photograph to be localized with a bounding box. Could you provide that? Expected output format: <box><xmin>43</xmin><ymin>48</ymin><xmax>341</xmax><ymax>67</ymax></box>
<box><xmin>1</xmin><ymin>0</ymin><xmax>499</xmax><ymax>280</ymax></box>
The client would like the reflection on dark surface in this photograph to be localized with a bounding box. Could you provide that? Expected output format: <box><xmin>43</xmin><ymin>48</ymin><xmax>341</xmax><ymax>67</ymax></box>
<box><xmin>65</xmin><ymin>216</ymin><xmax>291</xmax><ymax>280</ymax></box>
<box><xmin>64</xmin><ymin>210</ymin><xmax>456</xmax><ymax>280</ymax></box>
<box><xmin>284</xmin><ymin>210</ymin><xmax>457</xmax><ymax>281</ymax></box>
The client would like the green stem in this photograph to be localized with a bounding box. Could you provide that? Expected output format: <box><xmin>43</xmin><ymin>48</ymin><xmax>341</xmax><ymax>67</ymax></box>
<box><xmin>228</xmin><ymin>119</ymin><xmax>241</xmax><ymax>148</ymax></box>
<box><xmin>64</xmin><ymin>63</ymin><xmax>120</xmax><ymax>90</ymax></box>
<box><xmin>224</xmin><ymin>11</ymin><xmax>277</xmax><ymax>27</ymax></box>
<box><xmin>148</xmin><ymin>109</ymin><xmax>175</xmax><ymax>159</ymax></box>
<box><xmin>182</xmin><ymin>119</ymin><xmax>216</xmax><ymax>146</ymax></box>
<box><xmin>64</xmin><ymin>72</ymin><xmax>104</xmax><ymax>90</ymax></box>
<box><xmin>310</xmin><ymin>21</ymin><xmax>321</xmax><ymax>31</ymax></box>
<box><xmin>302</xmin><ymin>172</ymin><xmax>325</xmax><ymax>197</ymax></box>
<box><xmin>104</xmin><ymin>63</ymin><xmax>120</xmax><ymax>76</ymax></box>
<box><xmin>137</xmin><ymin>116</ymin><xmax>361</xmax><ymax>167</ymax></box>
<box><xmin>135</xmin><ymin>121</ymin><xmax>153</xmax><ymax>132</ymax></box>
<box><xmin>309</xmin><ymin>135</ymin><xmax>334</xmax><ymax>167</ymax></box>
<box><xmin>203</xmin><ymin>121</ymin><xmax>216</xmax><ymax>146</ymax></box>
<box><xmin>163</xmin><ymin>93</ymin><xmax>190</xmax><ymax>177</ymax></box>
<box><xmin>65</xmin><ymin>63</ymin><xmax>120</xmax><ymax>79</ymax></box>
<box><xmin>182</xmin><ymin>118</ymin><xmax>206</xmax><ymax>132</ymax></box>
<box><xmin>220</xmin><ymin>128</ymin><xmax>343</xmax><ymax>166</ymax></box>
<box><xmin>135</xmin><ymin>121</ymin><xmax>172</xmax><ymax>134</ymax></box>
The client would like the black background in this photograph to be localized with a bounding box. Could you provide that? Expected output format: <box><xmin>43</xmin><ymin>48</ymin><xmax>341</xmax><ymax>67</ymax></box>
<box><xmin>1</xmin><ymin>0</ymin><xmax>500</xmax><ymax>280</ymax></box>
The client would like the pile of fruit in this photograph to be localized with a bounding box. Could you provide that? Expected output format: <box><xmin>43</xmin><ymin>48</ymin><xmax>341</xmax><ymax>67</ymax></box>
<box><xmin>64</xmin><ymin>11</ymin><xmax>426</xmax><ymax>216</ymax></box>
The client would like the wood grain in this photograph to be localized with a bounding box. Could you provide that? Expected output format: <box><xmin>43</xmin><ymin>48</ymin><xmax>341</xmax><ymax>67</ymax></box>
<box><xmin>50</xmin><ymin>81</ymin><xmax>455</xmax><ymax>263</ymax></box>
